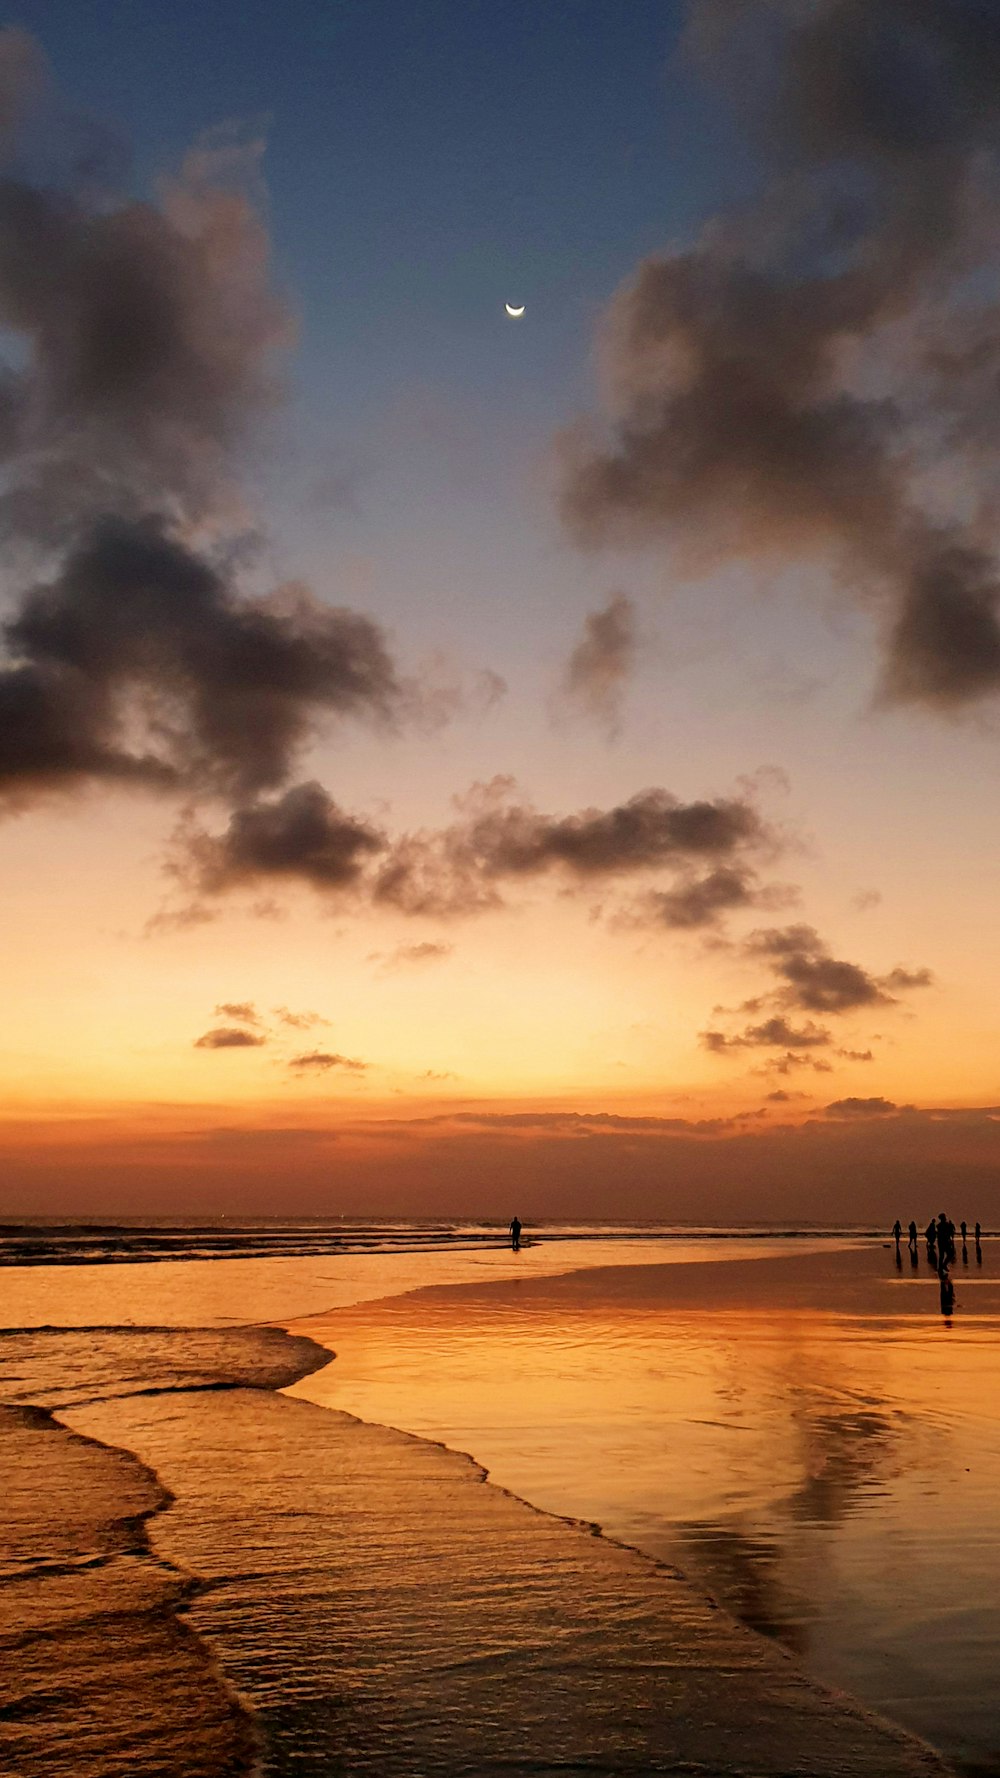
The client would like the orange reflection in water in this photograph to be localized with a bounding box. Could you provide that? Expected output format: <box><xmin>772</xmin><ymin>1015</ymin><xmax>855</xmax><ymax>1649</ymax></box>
<box><xmin>289</xmin><ymin>1243</ymin><xmax>1000</xmax><ymax>1773</ymax></box>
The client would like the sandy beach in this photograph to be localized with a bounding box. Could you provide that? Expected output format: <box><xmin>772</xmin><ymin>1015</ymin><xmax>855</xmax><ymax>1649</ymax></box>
<box><xmin>3</xmin><ymin>1233</ymin><xmax>986</xmax><ymax>1776</ymax></box>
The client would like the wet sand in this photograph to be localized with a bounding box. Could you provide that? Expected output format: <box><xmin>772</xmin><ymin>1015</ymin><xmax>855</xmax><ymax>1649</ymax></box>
<box><xmin>287</xmin><ymin>1241</ymin><xmax>1000</xmax><ymax>1773</ymax></box>
<box><xmin>2</xmin><ymin>1295</ymin><xmax>955</xmax><ymax>1778</ymax></box>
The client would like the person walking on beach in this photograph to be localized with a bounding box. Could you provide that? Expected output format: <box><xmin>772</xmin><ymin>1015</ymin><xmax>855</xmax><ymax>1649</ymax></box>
<box><xmin>509</xmin><ymin>1215</ymin><xmax>522</xmax><ymax>1252</ymax></box>
<box><xmin>892</xmin><ymin>1219</ymin><xmax>902</xmax><ymax>1247</ymax></box>
<box><xmin>907</xmin><ymin>1220</ymin><xmax>918</xmax><ymax>1252</ymax></box>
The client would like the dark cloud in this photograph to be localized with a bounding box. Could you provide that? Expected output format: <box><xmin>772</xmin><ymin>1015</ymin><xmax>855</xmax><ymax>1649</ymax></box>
<box><xmin>288</xmin><ymin>1050</ymin><xmax>366</xmax><ymax>1073</ymax></box>
<box><xmin>705</xmin><ymin>923</ymin><xmax>931</xmax><ymax>1060</ymax></box>
<box><xmin>560</xmin><ymin>593</ymin><xmax>636</xmax><ymax>733</ymax></box>
<box><xmin>747</xmin><ymin>924</ymin><xmax>931</xmax><ymax>1014</ymax></box>
<box><xmin>643</xmin><ymin>865</ymin><xmax>790</xmax><ymax>930</ymax></box>
<box><xmin>825</xmin><ymin>1096</ymin><xmax>900</xmax><ymax>1119</ymax></box>
<box><xmin>0</xmin><ymin>92</ymin><xmax>290</xmax><ymax>543</ymax></box>
<box><xmin>176</xmin><ymin>781</ymin><xmax>386</xmax><ymax>894</ymax></box>
<box><xmin>1</xmin><ymin>522</ymin><xmax>399</xmax><ymax>805</ymax></box>
<box><xmin>194</xmin><ymin>1026</ymin><xmax>265</xmax><ymax>1050</ymax></box>
<box><xmin>559</xmin><ymin>0</ymin><xmax>1000</xmax><ymax>712</ymax></box>
<box><xmin>0</xmin><ymin>42</ymin><xmax>401</xmax><ymax>814</ymax></box>
<box><xmin>376</xmin><ymin>776</ymin><xmax>770</xmax><ymax>917</ymax></box>
<box><xmin>646</xmin><ymin>866</ymin><xmax>756</xmax><ymax>929</ymax></box>
<box><xmin>765</xmin><ymin>1089</ymin><xmax>810</xmax><ymax>1103</ymax></box>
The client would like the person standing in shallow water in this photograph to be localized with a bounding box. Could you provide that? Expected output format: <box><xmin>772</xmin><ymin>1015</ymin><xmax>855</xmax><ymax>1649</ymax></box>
<box><xmin>509</xmin><ymin>1215</ymin><xmax>522</xmax><ymax>1252</ymax></box>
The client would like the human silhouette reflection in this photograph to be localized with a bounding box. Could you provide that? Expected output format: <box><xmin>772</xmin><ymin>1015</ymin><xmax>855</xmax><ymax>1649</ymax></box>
<box><xmin>894</xmin><ymin>1242</ymin><xmax>903</xmax><ymax>1271</ymax></box>
<box><xmin>909</xmin><ymin>1242</ymin><xmax>919</xmax><ymax>1270</ymax></box>
<box><xmin>939</xmin><ymin>1265</ymin><xmax>955</xmax><ymax>1316</ymax></box>
<box><xmin>976</xmin><ymin>1236</ymin><xmax>983</xmax><ymax>1266</ymax></box>
<box><xmin>962</xmin><ymin>1240</ymin><xmax>969</xmax><ymax>1265</ymax></box>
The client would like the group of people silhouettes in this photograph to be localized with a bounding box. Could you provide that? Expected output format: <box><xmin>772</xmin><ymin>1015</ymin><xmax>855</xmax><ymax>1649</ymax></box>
<box><xmin>891</xmin><ymin>1213</ymin><xmax>984</xmax><ymax>1313</ymax></box>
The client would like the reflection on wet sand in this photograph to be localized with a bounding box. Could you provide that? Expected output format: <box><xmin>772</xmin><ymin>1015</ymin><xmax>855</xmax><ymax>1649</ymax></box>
<box><xmin>289</xmin><ymin>1242</ymin><xmax>1000</xmax><ymax>1774</ymax></box>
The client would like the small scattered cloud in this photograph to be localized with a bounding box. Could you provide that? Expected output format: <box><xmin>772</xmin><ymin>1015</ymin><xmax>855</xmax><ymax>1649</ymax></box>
<box><xmin>288</xmin><ymin>1050</ymin><xmax>366</xmax><ymax>1072</ymax></box>
<box><xmin>194</xmin><ymin>1026</ymin><xmax>266</xmax><ymax>1050</ymax></box>
<box><xmin>368</xmin><ymin>941</ymin><xmax>454</xmax><ymax>970</ymax></box>
<box><xmin>214</xmin><ymin>1001</ymin><xmax>260</xmax><ymax>1024</ymax></box>
<box><xmin>558</xmin><ymin>593</ymin><xmax>636</xmax><ymax>735</ymax></box>
<box><xmin>144</xmin><ymin>901</ymin><xmax>220</xmax><ymax>937</ymax></box>
<box><xmin>824</xmin><ymin>1097</ymin><xmax>901</xmax><ymax>1120</ymax></box>
<box><xmin>852</xmin><ymin>890</ymin><xmax>882</xmax><ymax>914</ymax></box>
<box><xmin>757</xmin><ymin>1052</ymin><xmax>833</xmax><ymax>1077</ymax></box>
<box><xmin>702</xmin><ymin>1015</ymin><xmax>831</xmax><ymax>1053</ymax></box>
<box><xmin>272</xmin><ymin>1006</ymin><xmax>331</xmax><ymax>1030</ymax></box>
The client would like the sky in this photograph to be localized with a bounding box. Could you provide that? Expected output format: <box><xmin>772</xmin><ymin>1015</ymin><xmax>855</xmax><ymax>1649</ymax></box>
<box><xmin>3</xmin><ymin>0</ymin><xmax>1000</xmax><ymax>1220</ymax></box>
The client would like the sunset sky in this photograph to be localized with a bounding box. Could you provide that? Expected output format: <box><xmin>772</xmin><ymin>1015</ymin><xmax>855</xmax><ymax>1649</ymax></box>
<box><xmin>3</xmin><ymin>1</ymin><xmax>1000</xmax><ymax>1218</ymax></box>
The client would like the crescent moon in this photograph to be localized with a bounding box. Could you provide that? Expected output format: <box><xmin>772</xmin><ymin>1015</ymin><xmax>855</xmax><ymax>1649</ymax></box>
<box><xmin>505</xmin><ymin>302</ymin><xmax>525</xmax><ymax>317</ymax></box>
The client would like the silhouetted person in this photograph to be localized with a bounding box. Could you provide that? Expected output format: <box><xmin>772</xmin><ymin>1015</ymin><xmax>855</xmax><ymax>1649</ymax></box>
<box><xmin>961</xmin><ymin>1220</ymin><xmax>968</xmax><ymax>1243</ymax></box>
<box><xmin>509</xmin><ymin>1215</ymin><xmax>522</xmax><ymax>1252</ymax></box>
<box><xmin>936</xmin><ymin>1212</ymin><xmax>955</xmax><ymax>1264</ymax></box>
<box><xmin>908</xmin><ymin>1220</ymin><xmax>918</xmax><ymax>1252</ymax></box>
<box><xmin>892</xmin><ymin>1219</ymin><xmax>902</xmax><ymax>1246</ymax></box>
<box><xmin>975</xmin><ymin>1221</ymin><xmax>982</xmax><ymax>1244</ymax></box>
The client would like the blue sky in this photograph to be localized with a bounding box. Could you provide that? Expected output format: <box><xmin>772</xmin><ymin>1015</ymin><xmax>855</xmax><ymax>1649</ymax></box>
<box><xmin>14</xmin><ymin>2</ymin><xmax>756</xmax><ymax>416</ymax></box>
